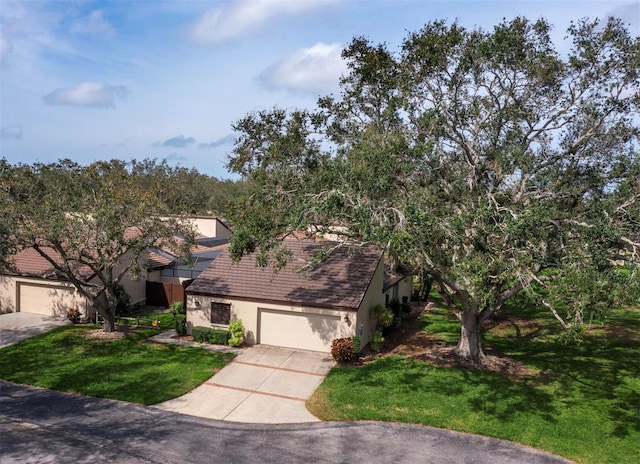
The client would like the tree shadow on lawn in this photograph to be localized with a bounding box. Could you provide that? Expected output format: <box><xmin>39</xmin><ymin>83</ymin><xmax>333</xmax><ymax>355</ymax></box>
<box><xmin>330</xmin><ymin>356</ymin><xmax>558</xmax><ymax>424</ymax></box>
<box><xmin>488</xmin><ymin>327</ymin><xmax>640</xmax><ymax>438</ymax></box>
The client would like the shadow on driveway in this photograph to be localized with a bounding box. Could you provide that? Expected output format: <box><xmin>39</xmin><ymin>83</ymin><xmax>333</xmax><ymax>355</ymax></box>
<box><xmin>0</xmin><ymin>313</ymin><xmax>69</xmax><ymax>348</ymax></box>
<box><xmin>0</xmin><ymin>381</ymin><xmax>574</xmax><ymax>464</ymax></box>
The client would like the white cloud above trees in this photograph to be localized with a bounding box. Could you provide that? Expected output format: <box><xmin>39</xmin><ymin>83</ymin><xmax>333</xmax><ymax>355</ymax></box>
<box><xmin>42</xmin><ymin>82</ymin><xmax>128</xmax><ymax>108</ymax></box>
<box><xmin>258</xmin><ymin>42</ymin><xmax>346</xmax><ymax>95</ymax></box>
<box><xmin>188</xmin><ymin>0</ymin><xmax>339</xmax><ymax>44</ymax></box>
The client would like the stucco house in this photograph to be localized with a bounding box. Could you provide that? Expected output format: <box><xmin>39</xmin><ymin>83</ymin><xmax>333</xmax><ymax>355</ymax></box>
<box><xmin>384</xmin><ymin>264</ymin><xmax>414</xmax><ymax>307</ymax></box>
<box><xmin>0</xmin><ymin>216</ymin><xmax>229</xmax><ymax>317</ymax></box>
<box><xmin>0</xmin><ymin>246</ymin><xmax>144</xmax><ymax>317</ymax></box>
<box><xmin>186</xmin><ymin>238</ymin><xmax>391</xmax><ymax>353</ymax></box>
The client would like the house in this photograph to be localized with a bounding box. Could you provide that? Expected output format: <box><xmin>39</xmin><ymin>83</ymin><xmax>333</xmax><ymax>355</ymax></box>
<box><xmin>0</xmin><ymin>216</ymin><xmax>229</xmax><ymax>317</ymax></box>
<box><xmin>0</xmin><ymin>246</ymin><xmax>142</xmax><ymax>317</ymax></box>
<box><xmin>185</xmin><ymin>238</ymin><xmax>387</xmax><ymax>353</ymax></box>
<box><xmin>384</xmin><ymin>264</ymin><xmax>414</xmax><ymax>307</ymax></box>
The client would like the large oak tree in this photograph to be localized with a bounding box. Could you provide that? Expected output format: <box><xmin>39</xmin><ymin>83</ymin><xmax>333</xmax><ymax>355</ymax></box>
<box><xmin>0</xmin><ymin>159</ymin><xmax>195</xmax><ymax>332</ymax></box>
<box><xmin>227</xmin><ymin>17</ymin><xmax>640</xmax><ymax>362</ymax></box>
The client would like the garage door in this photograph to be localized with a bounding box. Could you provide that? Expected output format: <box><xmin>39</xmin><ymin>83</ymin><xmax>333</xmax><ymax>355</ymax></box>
<box><xmin>18</xmin><ymin>283</ymin><xmax>74</xmax><ymax>316</ymax></box>
<box><xmin>258</xmin><ymin>308</ymin><xmax>341</xmax><ymax>352</ymax></box>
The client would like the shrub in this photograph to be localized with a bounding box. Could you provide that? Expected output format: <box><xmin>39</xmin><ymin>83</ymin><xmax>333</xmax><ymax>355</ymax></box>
<box><xmin>192</xmin><ymin>326</ymin><xmax>214</xmax><ymax>343</ymax></box>
<box><xmin>66</xmin><ymin>308</ymin><xmax>81</xmax><ymax>324</ymax></box>
<box><xmin>371</xmin><ymin>330</ymin><xmax>384</xmax><ymax>352</ymax></box>
<box><xmin>170</xmin><ymin>301</ymin><xmax>185</xmax><ymax>315</ymax></box>
<box><xmin>191</xmin><ymin>327</ymin><xmax>230</xmax><ymax>345</ymax></box>
<box><xmin>113</xmin><ymin>284</ymin><xmax>130</xmax><ymax>316</ymax></box>
<box><xmin>209</xmin><ymin>329</ymin><xmax>230</xmax><ymax>345</ymax></box>
<box><xmin>174</xmin><ymin>314</ymin><xmax>187</xmax><ymax>336</ymax></box>
<box><xmin>351</xmin><ymin>335</ymin><xmax>361</xmax><ymax>355</ymax></box>
<box><xmin>370</xmin><ymin>304</ymin><xmax>393</xmax><ymax>329</ymax></box>
<box><xmin>331</xmin><ymin>338</ymin><xmax>356</xmax><ymax>363</ymax></box>
<box><xmin>228</xmin><ymin>319</ymin><xmax>244</xmax><ymax>347</ymax></box>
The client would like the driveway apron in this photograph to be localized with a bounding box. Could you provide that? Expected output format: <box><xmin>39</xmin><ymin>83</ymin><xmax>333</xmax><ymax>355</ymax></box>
<box><xmin>155</xmin><ymin>345</ymin><xmax>335</xmax><ymax>423</ymax></box>
<box><xmin>0</xmin><ymin>312</ymin><xmax>69</xmax><ymax>348</ymax></box>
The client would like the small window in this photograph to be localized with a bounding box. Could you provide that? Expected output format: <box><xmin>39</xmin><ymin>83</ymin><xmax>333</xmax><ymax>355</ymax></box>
<box><xmin>211</xmin><ymin>302</ymin><xmax>231</xmax><ymax>325</ymax></box>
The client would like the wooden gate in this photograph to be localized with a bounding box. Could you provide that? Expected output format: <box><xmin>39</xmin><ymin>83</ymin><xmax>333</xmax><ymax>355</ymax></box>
<box><xmin>146</xmin><ymin>281</ymin><xmax>185</xmax><ymax>307</ymax></box>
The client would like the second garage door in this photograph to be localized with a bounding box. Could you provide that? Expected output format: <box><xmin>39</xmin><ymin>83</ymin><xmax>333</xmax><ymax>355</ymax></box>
<box><xmin>258</xmin><ymin>308</ymin><xmax>341</xmax><ymax>352</ymax></box>
<box><xmin>18</xmin><ymin>282</ymin><xmax>75</xmax><ymax>316</ymax></box>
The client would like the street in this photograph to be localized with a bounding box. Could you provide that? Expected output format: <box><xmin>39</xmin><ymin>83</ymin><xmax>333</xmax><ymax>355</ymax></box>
<box><xmin>0</xmin><ymin>381</ymin><xmax>573</xmax><ymax>464</ymax></box>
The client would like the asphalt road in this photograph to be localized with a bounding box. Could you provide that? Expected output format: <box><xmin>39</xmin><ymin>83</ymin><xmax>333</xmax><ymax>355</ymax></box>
<box><xmin>0</xmin><ymin>381</ymin><xmax>574</xmax><ymax>464</ymax></box>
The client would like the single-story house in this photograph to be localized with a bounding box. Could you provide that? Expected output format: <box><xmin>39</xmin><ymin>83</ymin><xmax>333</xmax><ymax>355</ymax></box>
<box><xmin>185</xmin><ymin>238</ymin><xmax>388</xmax><ymax>353</ymax></box>
<box><xmin>384</xmin><ymin>265</ymin><xmax>414</xmax><ymax>306</ymax></box>
<box><xmin>0</xmin><ymin>246</ymin><xmax>142</xmax><ymax>317</ymax></box>
<box><xmin>0</xmin><ymin>216</ymin><xmax>230</xmax><ymax>317</ymax></box>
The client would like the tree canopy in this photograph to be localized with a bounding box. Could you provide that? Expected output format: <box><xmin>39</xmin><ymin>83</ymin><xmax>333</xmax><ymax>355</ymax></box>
<box><xmin>0</xmin><ymin>159</ymin><xmax>197</xmax><ymax>331</ymax></box>
<box><xmin>227</xmin><ymin>17</ymin><xmax>640</xmax><ymax>361</ymax></box>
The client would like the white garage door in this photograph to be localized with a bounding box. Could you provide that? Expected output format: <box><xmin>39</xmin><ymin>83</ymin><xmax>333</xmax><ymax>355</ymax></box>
<box><xmin>18</xmin><ymin>283</ymin><xmax>74</xmax><ymax>316</ymax></box>
<box><xmin>258</xmin><ymin>308</ymin><xmax>341</xmax><ymax>352</ymax></box>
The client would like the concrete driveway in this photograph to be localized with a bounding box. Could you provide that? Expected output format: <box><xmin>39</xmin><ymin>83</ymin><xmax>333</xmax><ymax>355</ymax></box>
<box><xmin>155</xmin><ymin>345</ymin><xmax>335</xmax><ymax>423</ymax></box>
<box><xmin>0</xmin><ymin>312</ymin><xmax>70</xmax><ymax>348</ymax></box>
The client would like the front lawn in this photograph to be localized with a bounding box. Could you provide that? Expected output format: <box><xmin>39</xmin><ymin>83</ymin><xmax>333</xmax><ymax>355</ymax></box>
<box><xmin>0</xmin><ymin>318</ymin><xmax>234</xmax><ymax>405</ymax></box>
<box><xmin>308</xmin><ymin>304</ymin><xmax>640</xmax><ymax>464</ymax></box>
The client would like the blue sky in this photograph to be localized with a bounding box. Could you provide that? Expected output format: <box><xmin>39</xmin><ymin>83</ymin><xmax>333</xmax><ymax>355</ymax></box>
<box><xmin>1</xmin><ymin>0</ymin><xmax>637</xmax><ymax>179</ymax></box>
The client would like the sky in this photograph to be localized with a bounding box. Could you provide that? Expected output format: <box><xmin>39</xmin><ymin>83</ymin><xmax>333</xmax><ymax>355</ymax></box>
<box><xmin>1</xmin><ymin>0</ymin><xmax>638</xmax><ymax>179</ymax></box>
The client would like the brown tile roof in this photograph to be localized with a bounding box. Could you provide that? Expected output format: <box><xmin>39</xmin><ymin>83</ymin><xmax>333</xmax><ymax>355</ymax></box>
<box><xmin>187</xmin><ymin>239</ymin><xmax>383</xmax><ymax>311</ymax></box>
<box><xmin>7</xmin><ymin>246</ymin><xmax>94</xmax><ymax>280</ymax></box>
<box><xmin>384</xmin><ymin>264</ymin><xmax>410</xmax><ymax>291</ymax></box>
<box><xmin>147</xmin><ymin>251</ymin><xmax>175</xmax><ymax>269</ymax></box>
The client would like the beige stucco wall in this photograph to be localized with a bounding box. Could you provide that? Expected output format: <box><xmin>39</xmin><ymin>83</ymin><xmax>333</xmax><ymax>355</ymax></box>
<box><xmin>355</xmin><ymin>257</ymin><xmax>386</xmax><ymax>347</ymax></box>
<box><xmin>190</xmin><ymin>217</ymin><xmax>230</xmax><ymax>239</ymax></box>
<box><xmin>0</xmin><ymin>275</ymin><xmax>92</xmax><ymax>317</ymax></box>
<box><xmin>384</xmin><ymin>275</ymin><xmax>414</xmax><ymax>305</ymax></box>
<box><xmin>187</xmin><ymin>295</ymin><xmax>354</xmax><ymax>349</ymax></box>
<box><xmin>111</xmin><ymin>251</ymin><xmax>148</xmax><ymax>306</ymax></box>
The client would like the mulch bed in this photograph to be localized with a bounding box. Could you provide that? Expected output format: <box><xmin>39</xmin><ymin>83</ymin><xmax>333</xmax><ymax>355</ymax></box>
<box><xmin>83</xmin><ymin>328</ymin><xmax>127</xmax><ymax>341</ymax></box>
<box><xmin>359</xmin><ymin>302</ymin><xmax>535</xmax><ymax>377</ymax></box>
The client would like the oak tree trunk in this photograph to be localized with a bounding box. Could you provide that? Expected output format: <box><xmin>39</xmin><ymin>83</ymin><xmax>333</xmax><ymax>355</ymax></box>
<box><xmin>455</xmin><ymin>308</ymin><xmax>484</xmax><ymax>362</ymax></box>
<box><xmin>102</xmin><ymin>310</ymin><xmax>116</xmax><ymax>332</ymax></box>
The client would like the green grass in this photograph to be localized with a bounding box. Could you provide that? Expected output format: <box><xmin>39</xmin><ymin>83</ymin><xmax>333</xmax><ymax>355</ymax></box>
<box><xmin>0</xmin><ymin>316</ymin><xmax>234</xmax><ymax>405</ymax></box>
<box><xmin>308</xmin><ymin>304</ymin><xmax>640</xmax><ymax>464</ymax></box>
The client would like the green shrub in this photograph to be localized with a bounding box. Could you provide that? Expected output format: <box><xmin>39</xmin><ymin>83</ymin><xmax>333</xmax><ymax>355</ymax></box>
<box><xmin>192</xmin><ymin>326</ymin><xmax>214</xmax><ymax>343</ymax></box>
<box><xmin>228</xmin><ymin>319</ymin><xmax>244</xmax><ymax>347</ymax></box>
<box><xmin>114</xmin><ymin>284</ymin><xmax>130</xmax><ymax>316</ymax></box>
<box><xmin>351</xmin><ymin>335</ymin><xmax>361</xmax><ymax>355</ymax></box>
<box><xmin>331</xmin><ymin>338</ymin><xmax>355</xmax><ymax>363</ymax></box>
<box><xmin>209</xmin><ymin>329</ymin><xmax>230</xmax><ymax>345</ymax></box>
<box><xmin>371</xmin><ymin>330</ymin><xmax>384</xmax><ymax>352</ymax></box>
<box><xmin>370</xmin><ymin>304</ymin><xmax>393</xmax><ymax>329</ymax></box>
<box><xmin>170</xmin><ymin>301</ymin><xmax>186</xmax><ymax>315</ymax></box>
<box><xmin>174</xmin><ymin>314</ymin><xmax>187</xmax><ymax>336</ymax></box>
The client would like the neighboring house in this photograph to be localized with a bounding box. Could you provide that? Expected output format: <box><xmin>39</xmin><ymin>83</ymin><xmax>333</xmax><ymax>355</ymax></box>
<box><xmin>0</xmin><ymin>216</ymin><xmax>229</xmax><ymax>317</ymax></box>
<box><xmin>185</xmin><ymin>238</ymin><xmax>386</xmax><ymax>353</ymax></box>
<box><xmin>0</xmin><ymin>246</ymin><xmax>144</xmax><ymax>317</ymax></box>
<box><xmin>384</xmin><ymin>264</ymin><xmax>414</xmax><ymax>307</ymax></box>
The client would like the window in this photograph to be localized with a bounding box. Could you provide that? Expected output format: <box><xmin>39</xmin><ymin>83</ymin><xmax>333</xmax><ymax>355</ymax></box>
<box><xmin>211</xmin><ymin>302</ymin><xmax>231</xmax><ymax>325</ymax></box>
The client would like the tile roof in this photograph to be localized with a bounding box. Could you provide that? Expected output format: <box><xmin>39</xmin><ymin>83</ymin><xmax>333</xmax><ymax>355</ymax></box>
<box><xmin>187</xmin><ymin>239</ymin><xmax>383</xmax><ymax>311</ymax></box>
<box><xmin>383</xmin><ymin>264</ymin><xmax>410</xmax><ymax>291</ymax></box>
<box><xmin>7</xmin><ymin>246</ymin><xmax>94</xmax><ymax>280</ymax></box>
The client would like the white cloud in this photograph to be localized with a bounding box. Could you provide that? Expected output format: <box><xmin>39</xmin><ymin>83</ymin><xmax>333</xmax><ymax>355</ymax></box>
<box><xmin>70</xmin><ymin>10</ymin><xmax>115</xmax><ymax>36</ymax></box>
<box><xmin>258</xmin><ymin>42</ymin><xmax>346</xmax><ymax>96</ymax></box>
<box><xmin>42</xmin><ymin>82</ymin><xmax>128</xmax><ymax>108</ymax></box>
<box><xmin>188</xmin><ymin>0</ymin><xmax>338</xmax><ymax>44</ymax></box>
<box><xmin>0</xmin><ymin>125</ymin><xmax>22</xmax><ymax>139</ymax></box>
<box><xmin>0</xmin><ymin>31</ymin><xmax>13</xmax><ymax>66</ymax></box>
